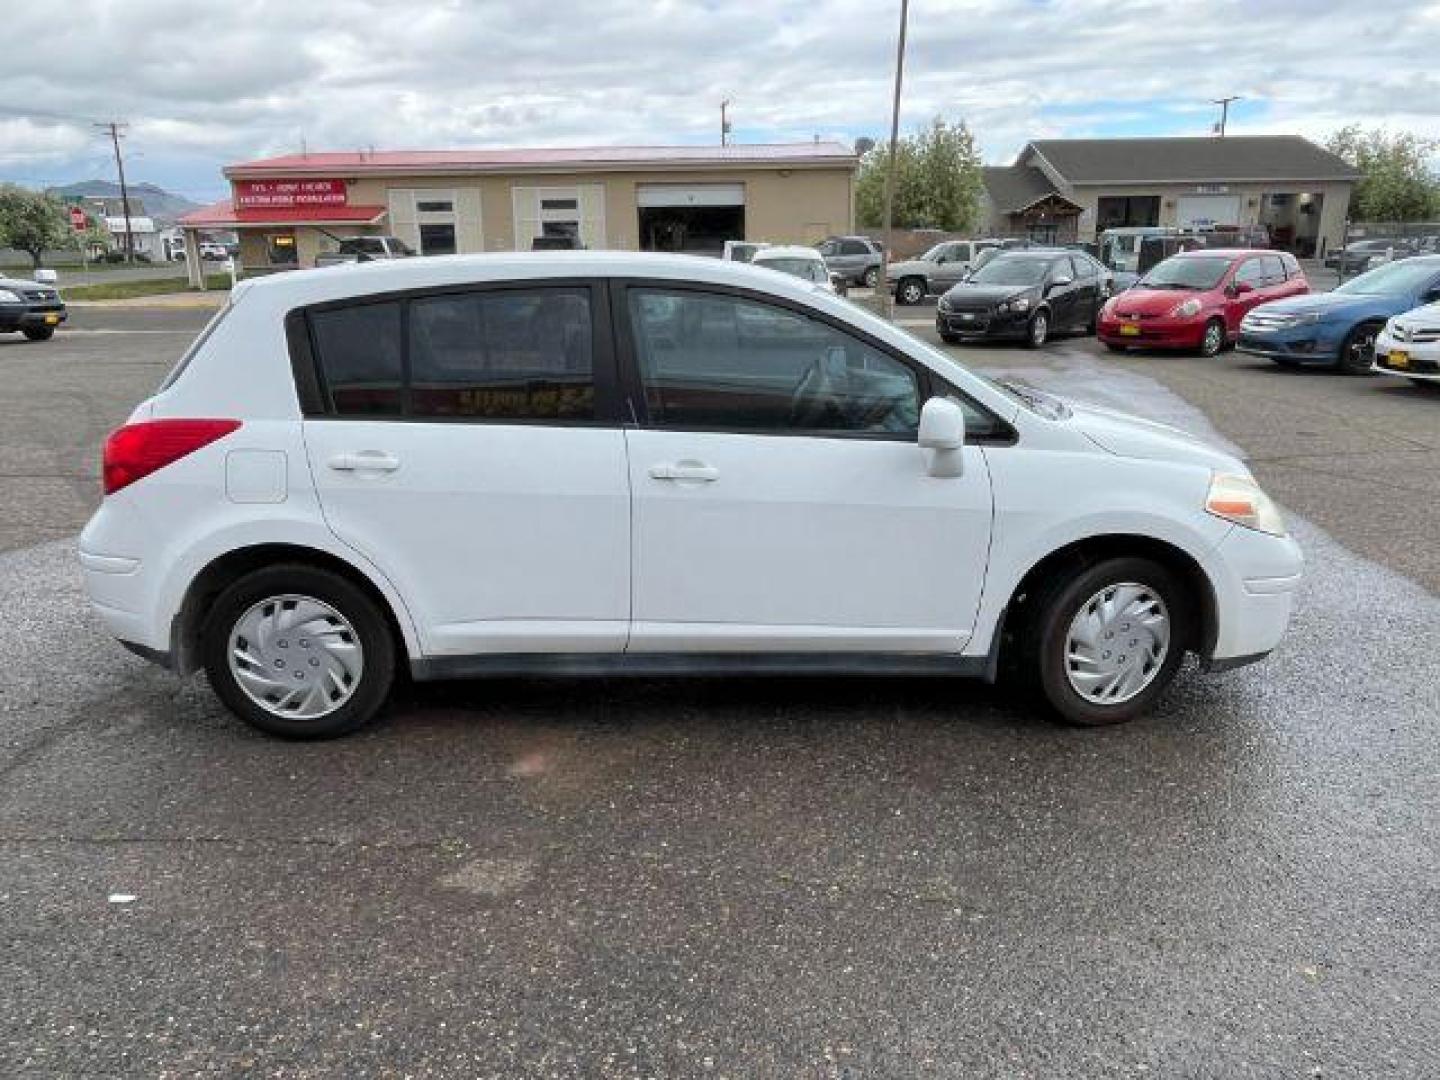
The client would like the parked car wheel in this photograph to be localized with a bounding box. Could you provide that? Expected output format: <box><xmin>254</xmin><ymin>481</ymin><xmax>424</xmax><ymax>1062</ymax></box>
<box><xmin>1026</xmin><ymin>310</ymin><xmax>1049</xmax><ymax>348</ymax></box>
<box><xmin>862</xmin><ymin>267</ymin><xmax>879</xmax><ymax>289</ymax></box>
<box><xmin>896</xmin><ymin>277</ymin><xmax>926</xmax><ymax>306</ymax></box>
<box><xmin>1028</xmin><ymin>556</ymin><xmax>1191</xmax><ymax>727</ymax></box>
<box><xmin>22</xmin><ymin>327</ymin><xmax>55</xmax><ymax>342</ymax></box>
<box><xmin>1198</xmin><ymin>318</ymin><xmax>1226</xmax><ymax>358</ymax></box>
<box><xmin>1103</xmin><ymin>342</ymin><xmax>1129</xmax><ymax>353</ymax></box>
<box><xmin>1338</xmin><ymin>322</ymin><xmax>1383</xmax><ymax>374</ymax></box>
<box><xmin>939</xmin><ymin>331</ymin><xmax>961</xmax><ymax>345</ymax></box>
<box><xmin>202</xmin><ymin>564</ymin><xmax>396</xmax><ymax>739</ymax></box>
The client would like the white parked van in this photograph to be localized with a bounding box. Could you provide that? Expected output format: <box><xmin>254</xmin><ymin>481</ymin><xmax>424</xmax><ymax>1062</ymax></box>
<box><xmin>81</xmin><ymin>252</ymin><xmax>1302</xmax><ymax>738</ymax></box>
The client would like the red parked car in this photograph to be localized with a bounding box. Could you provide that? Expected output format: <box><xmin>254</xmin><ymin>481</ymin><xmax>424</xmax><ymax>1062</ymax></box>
<box><xmin>1098</xmin><ymin>249</ymin><xmax>1310</xmax><ymax>357</ymax></box>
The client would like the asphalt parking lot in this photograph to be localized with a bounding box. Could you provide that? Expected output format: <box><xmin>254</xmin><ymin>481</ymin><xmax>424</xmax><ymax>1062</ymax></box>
<box><xmin>2</xmin><ymin>306</ymin><xmax>1437</xmax><ymax>1076</ymax></box>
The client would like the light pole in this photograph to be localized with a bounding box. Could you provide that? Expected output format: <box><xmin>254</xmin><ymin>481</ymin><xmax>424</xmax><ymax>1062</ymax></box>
<box><xmin>877</xmin><ymin>0</ymin><xmax>909</xmax><ymax>314</ymax></box>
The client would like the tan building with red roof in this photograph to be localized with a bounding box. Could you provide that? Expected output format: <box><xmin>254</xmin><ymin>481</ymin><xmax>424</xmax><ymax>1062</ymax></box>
<box><xmin>179</xmin><ymin>142</ymin><xmax>858</xmax><ymax>283</ymax></box>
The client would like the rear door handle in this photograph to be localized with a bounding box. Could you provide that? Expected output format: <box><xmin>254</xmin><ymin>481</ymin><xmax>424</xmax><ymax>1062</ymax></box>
<box><xmin>649</xmin><ymin>462</ymin><xmax>719</xmax><ymax>482</ymax></box>
<box><xmin>327</xmin><ymin>451</ymin><xmax>400</xmax><ymax>473</ymax></box>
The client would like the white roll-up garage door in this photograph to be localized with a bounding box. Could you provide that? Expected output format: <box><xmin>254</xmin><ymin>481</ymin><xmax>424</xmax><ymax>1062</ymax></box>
<box><xmin>1176</xmin><ymin>194</ymin><xmax>1242</xmax><ymax>229</ymax></box>
<box><xmin>636</xmin><ymin>183</ymin><xmax>746</xmax><ymax>208</ymax></box>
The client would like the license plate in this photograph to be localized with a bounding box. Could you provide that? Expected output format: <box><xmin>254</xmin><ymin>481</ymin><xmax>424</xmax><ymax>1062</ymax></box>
<box><xmin>1387</xmin><ymin>350</ymin><xmax>1409</xmax><ymax>368</ymax></box>
<box><xmin>959</xmin><ymin>312</ymin><xmax>975</xmax><ymax>321</ymax></box>
<box><xmin>1119</xmin><ymin>324</ymin><xmax>1141</xmax><ymax>337</ymax></box>
<box><xmin>43</xmin><ymin>314</ymin><xmax>59</xmax><ymax>325</ymax></box>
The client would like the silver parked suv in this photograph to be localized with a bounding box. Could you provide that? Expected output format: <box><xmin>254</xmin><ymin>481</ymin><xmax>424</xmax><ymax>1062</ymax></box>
<box><xmin>816</xmin><ymin>235</ymin><xmax>884</xmax><ymax>288</ymax></box>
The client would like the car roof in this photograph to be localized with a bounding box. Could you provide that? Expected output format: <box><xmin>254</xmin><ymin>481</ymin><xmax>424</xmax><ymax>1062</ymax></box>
<box><xmin>753</xmin><ymin>245</ymin><xmax>824</xmax><ymax>260</ymax></box>
<box><xmin>1174</xmin><ymin>248</ymin><xmax>1272</xmax><ymax>258</ymax></box>
<box><xmin>233</xmin><ymin>250</ymin><xmax>849</xmax><ymax>311</ymax></box>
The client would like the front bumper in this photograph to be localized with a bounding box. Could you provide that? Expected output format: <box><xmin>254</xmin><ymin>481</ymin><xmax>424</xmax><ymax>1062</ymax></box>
<box><xmin>936</xmin><ymin>307</ymin><xmax>1029</xmax><ymax>339</ymax></box>
<box><xmin>1373</xmin><ymin>331</ymin><xmax>1440</xmax><ymax>382</ymax></box>
<box><xmin>1208</xmin><ymin>524</ymin><xmax>1305</xmax><ymax>664</ymax></box>
<box><xmin>1098</xmin><ymin>314</ymin><xmax>1209</xmax><ymax>349</ymax></box>
<box><xmin>0</xmin><ymin>304</ymin><xmax>67</xmax><ymax>332</ymax></box>
<box><xmin>1235</xmin><ymin>324</ymin><xmax>1340</xmax><ymax>364</ymax></box>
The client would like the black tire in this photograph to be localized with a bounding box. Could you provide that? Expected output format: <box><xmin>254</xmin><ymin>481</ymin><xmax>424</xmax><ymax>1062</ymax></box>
<box><xmin>896</xmin><ymin>277</ymin><xmax>926</xmax><ymax>306</ymax></box>
<box><xmin>1337</xmin><ymin>321</ymin><xmax>1382</xmax><ymax>374</ymax></box>
<box><xmin>22</xmin><ymin>327</ymin><xmax>55</xmax><ymax>341</ymax></box>
<box><xmin>862</xmin><ymin>266</ymin><xmax>879</xmax><ymax>289</ymax></box>
<box><xmin>201</xmin><ymin>564</ymin><xmax>396</xmax><ymax>739</ymax></box>
<box><xmin>1197</xmin><ymin>318</ymin><xmax>1225</xmax><ymax>358</ymax></box>
<box><xmin>939</xmin><ymin>331</ymin><xmax>962</xmax><ymax>345</ymax></box>
<box><xmin>1025</xmin><ymin>309</ymin><xmax>1050</xmax><ymax>348</ymax></box>
<box><xmin>1023</xmin><ymin>556</ymin><xmax>1192</xmax><ymax>727</ymax></box>
<box><xmin>1103</xmin><ymin>342</ymin><xmax>1128</xmax><ymax>353</ymax></box>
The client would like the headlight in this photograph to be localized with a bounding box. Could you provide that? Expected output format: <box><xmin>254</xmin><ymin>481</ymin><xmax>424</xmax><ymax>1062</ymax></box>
<box><xmin>1000</xmin><ymin>296</ymin><xmax>1031</xmax><ymax>314</ymax></box>
<box><xmin>1172</xmin><ymin>298</ymin><xmax>1202</xmax><ymax>318</ymax></box>
<box><xmin>0</xmin><ymin>289</ymin><xmax>20</xmax><ymax>303</ymax></box>
<box><xmin>1206</xmin><ymin>473</ymin><xmax>1287</xmax><ymax>536</ymax></box>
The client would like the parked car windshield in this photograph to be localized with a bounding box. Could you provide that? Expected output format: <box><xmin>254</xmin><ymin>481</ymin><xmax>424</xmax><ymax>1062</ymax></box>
<box><xmin>754</xmin><ymin>257</ymin><xmax>829</xmax><ymax>284</ymax></box>
<box><xmin>1138</xmin><ymin>256</ymin><xmax>1232</xmax><ymax>290</ymax></box>
<box><xmin>1334</xmin><ymin>260</ymin><xmax>1439</xmax><ymax>296</ymax></box>
<box><xmin>968</xmin><ymin>256</ymin><xmax>1051</xmax><ymax>286</ymax></box>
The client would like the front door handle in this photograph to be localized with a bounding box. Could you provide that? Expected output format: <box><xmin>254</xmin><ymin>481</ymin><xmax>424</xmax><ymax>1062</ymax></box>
<box><xmin>649</xmin><ymin>461</ymin><xmax>719</xmax><ymax>482</ymax></box>
<box><xmin>327</xmin><ymin>451</ymin><xmax>401</xmax><ymax>473</ymax></box>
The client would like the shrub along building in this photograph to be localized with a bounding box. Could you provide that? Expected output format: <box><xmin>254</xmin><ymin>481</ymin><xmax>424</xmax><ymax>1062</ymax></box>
<box><xmin>177</xmin><ymin>142</ymin><xmax>858</xmax><ymax>284</ymax></box>
<box><xmin>979</xmin><ymin>136</ymin><xmax>1358</xmax><ymax>257</ymax></box>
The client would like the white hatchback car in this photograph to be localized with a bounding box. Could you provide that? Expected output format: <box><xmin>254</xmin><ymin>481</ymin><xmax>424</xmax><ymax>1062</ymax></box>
<box><xmin>751</xmin><ymin>245</ymin><xmax>838</xmax><ymax>292</ymax></box>
<box><xmin>81</xmin><ymin>252</ymin><xmax>1303</xmax><ymax>738</ymax></box>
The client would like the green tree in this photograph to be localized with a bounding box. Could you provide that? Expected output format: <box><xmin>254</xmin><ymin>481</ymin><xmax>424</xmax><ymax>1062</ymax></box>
<box><xmin>856</xmin><ymin>117</ymin><xmax>983</xmax><ymax>232</ymax></box>
<box><xmin>0</xmin><ymin>185</ymin><xmax>71</xmax><ymax>269</ymax></box>
<box><xmin>1325</xmin><ymin>125</ymin><xmax>1439</xmax><ymax>222</ymax></box>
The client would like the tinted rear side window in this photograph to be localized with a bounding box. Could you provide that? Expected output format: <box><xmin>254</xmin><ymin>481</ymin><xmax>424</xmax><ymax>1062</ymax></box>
<box><xmin>408</xmin><ymin>289</ymin><xmax>594</xmax><ymax>419</ymax></box>
<box><xmin>310</xmin><ymin>301</ymin><xmax>403</xmax><ymax>415</ymax></box>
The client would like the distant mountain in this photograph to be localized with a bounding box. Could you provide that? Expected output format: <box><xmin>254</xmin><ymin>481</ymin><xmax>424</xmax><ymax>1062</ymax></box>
<box><xmin>46</xmin><ymin>180</ymin><xmax>203</xmax><ymax>225</ymax></box>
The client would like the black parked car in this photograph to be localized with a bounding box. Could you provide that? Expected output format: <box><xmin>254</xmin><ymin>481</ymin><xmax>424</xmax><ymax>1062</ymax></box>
<box><xmin>0</xmin><ymin>274</ymin><xmax>67</xmax><ymax>341</ymax></box>
<box><xmin>936</xmin><ymin>250</ymin><xmax>1111</xmax><ymax>347</ymax></box>
<box><xmin>1324</xmin><ymin>238</ymin><xmax>1416</xmax><ymax>275</ymax></box>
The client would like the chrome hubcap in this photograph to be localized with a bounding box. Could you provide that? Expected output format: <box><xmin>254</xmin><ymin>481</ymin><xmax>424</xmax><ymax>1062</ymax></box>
<box><xmin>1204</xmin><ymin>324</ymin><xmax>1223</xmax><ymax>353</ymax></box>
<box><xmin>1064</xmin><ymin>582</ymin><xmax>1170</xmax><ymax>705</ymax></box>
<box><xmin>227</xmin><ymin>594</ymin><xmax>363</xmax><ymax>719</ymax></box>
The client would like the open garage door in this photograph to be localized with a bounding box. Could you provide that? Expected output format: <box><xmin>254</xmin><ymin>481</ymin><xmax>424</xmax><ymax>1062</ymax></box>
<box><xmin>1176</xmin><ymin>194</ymin><xmax>1242</xmax><ymax>231</ymax></box>
<box><xmin>637</xmin><ymin>183</ymin><xmax>745</xmax><ymax>255</ymax></box>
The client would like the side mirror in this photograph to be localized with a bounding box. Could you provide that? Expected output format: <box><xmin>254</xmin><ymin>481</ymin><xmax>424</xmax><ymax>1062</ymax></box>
<box><xmin>1229</xmin><ymin>280</ymin><xmax>1254</xmax><ymax>297</ymax></box>
<box><xmin>33</xmin><ymin>268</ymin><xmax>58</xmax><ymax>285</ymax></box>
<box><xmin>918</xmin><ymin>397</ymin><xmax>966</xmax><ymax>477</ymax></box>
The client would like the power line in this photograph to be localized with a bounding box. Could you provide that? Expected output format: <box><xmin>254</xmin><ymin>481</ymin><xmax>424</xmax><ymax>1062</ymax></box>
<box><xmin>94</xmin><ymin>121</ymin><xmax>136</xmax><ymax>264</ymax></box>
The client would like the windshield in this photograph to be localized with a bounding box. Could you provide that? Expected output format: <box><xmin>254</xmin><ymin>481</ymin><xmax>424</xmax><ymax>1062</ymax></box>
<box><xmin>1138</xmin><ymin>256</ymin><xmax>1231</xmax><ymax>290</ymax></box>
<box><xmin>969</xmin><ymin>257</ymin><xmax>1051</xmax><ymax>286</ymax></box>
<box><xmin>755</xmin><ymin>257</ymin><xmax>829</xmax><ymax>283</ymax></box>
<box><xmin>1335</xmin><ymin>260</ymin><xmax>1438</xmax><ymax>296</ymax></box>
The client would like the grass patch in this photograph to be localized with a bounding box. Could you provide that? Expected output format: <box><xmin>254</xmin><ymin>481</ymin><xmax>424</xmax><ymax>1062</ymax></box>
<box><xmin>61</xmin><ymin>275</ymin><xmax>231</xmax><ymax>301</ymax></box>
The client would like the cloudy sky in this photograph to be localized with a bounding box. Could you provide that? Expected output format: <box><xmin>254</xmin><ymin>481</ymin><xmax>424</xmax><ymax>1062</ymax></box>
<box><xmin>3</xmin><ymin>0</ymin><xmax>1437</xmax><ymax>201</ymax></box>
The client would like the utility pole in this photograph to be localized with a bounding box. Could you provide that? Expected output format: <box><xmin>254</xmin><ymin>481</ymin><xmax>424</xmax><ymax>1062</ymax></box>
<box><xmin>1212</xmin><ymin>96</ymin><xmax>1240</xmax><ymax>138</ymax></box>
<box><xmin>877</xmin><ymin>0</ymin><xmax>909</xmax><ymax>312</ymax></box>
<box><xmin>720</xmin><ymin>99</ymin><xmax>732</xmax><ymax>146</ymax></box>
<box><xmin>95</xmin><ymin>121</ymin><xmax>135</xmax><ymax>263</ymax></box>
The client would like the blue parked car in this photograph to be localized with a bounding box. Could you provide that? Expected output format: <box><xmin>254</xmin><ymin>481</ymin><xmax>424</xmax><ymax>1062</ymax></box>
<box><xmin>1237</xmin><ymin>256</ymin><xmax>1440</xmax><ymax>372</ymax></box>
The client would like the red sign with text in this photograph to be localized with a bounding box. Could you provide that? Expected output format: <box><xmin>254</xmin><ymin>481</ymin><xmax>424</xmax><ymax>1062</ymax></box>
<box><xmin>234</xmin><ymin>179</ymin><xmax>347</xmax><ymax>209</ymax></box>
<box><xmin>69</xmin><ymin>206</ymin><xmax>88</xmax><ymax>232</ymax></box>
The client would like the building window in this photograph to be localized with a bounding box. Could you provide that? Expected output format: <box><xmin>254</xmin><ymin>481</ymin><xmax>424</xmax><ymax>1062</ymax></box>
<box><xmin>415</xmin><ymin>198</ymin><xmax>454</xmax><ymax>213</ymax></box>
<box><xmin>266</xmin><ymin>232</ymin><xmax>298</xmax><ymax>266</ymax></box>
<box><xmin>541</xmin><ymin>198</ymin><xmax>578</xmax><ymax>211</ymax></box>
<box><xmin>1096</xmin><ymin>196</ymin><xmax>1160</xmax><ymax>230</ymax></box>
<box><xmin>419</xmin><ymin>222</ymin><xmax>457</xmax><ymax>255</ymax></box>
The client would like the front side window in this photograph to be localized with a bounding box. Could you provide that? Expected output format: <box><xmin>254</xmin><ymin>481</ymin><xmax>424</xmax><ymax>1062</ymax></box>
<box><xmin>1234</xmin><ymin>258</ymin><xmax>1267</xmax><ymax>287</ymax></box>
<box><xmin>310</xmin><ymin>301</ymin><xmax>403</xmax><ymax>415</ymax></box>
<box><xmin>1262</xmin><ymin>255</ymin><xmax>1286</xmax><ymax>285</ymax></box>
<box><xmin>627</xmin><ymin>288</ymin><xmax>919</xmax><ymax>435</ymax></box>
<box><xmin>409</xmin><ymin>289</ymin><xmax>593</xmax><ymax>419</ymax></box>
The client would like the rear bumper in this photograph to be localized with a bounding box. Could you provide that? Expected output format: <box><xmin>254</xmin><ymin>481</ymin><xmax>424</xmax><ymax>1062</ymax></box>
<box><xmin>0</xmin><ymin>306</ymin><xmax>67</xmax><ymax>332</ymax></box>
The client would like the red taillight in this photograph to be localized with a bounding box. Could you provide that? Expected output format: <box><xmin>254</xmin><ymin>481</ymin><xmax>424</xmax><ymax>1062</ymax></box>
<box><xmin>102</xmin><ymin>419</ymin><xmax>242</xmax><ymax>495</ymax></box>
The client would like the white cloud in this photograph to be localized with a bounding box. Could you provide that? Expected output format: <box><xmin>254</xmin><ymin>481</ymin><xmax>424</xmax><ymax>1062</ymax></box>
<box><xmin>1</xmin><ymin>0</ymin><xmax>1436</xmax><ymax>195</ymax></box>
